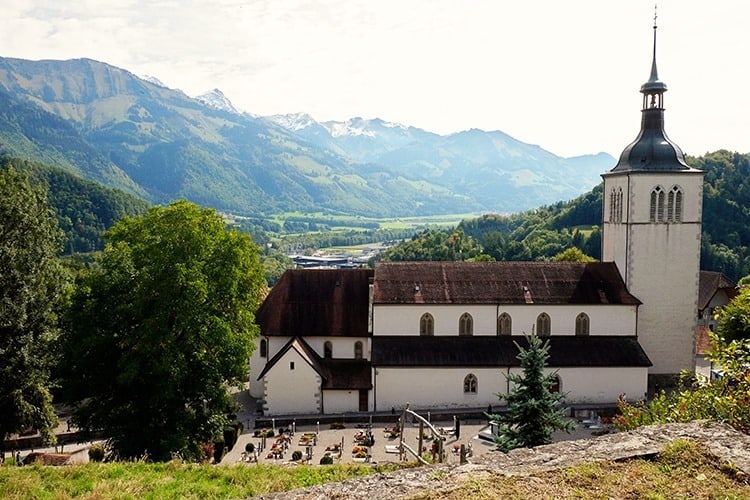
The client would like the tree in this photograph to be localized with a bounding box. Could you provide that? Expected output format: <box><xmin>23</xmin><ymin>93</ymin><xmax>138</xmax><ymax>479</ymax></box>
<box><xmin>63</xmin><ymin>200</ymin><xmax>265</xmax><ymax>461</ymax></box>
<box><xmin>717</xmin><ymin>285</ymin><xmax>750</xmax><ymax>342</ymax></box>
<box><xmin>551</xmin><ymin>247</ymin><xmax>597</xmax><ymax>262</ymax></box>
<box><xmin>0</xmin><ymin>164</ymin><xmax>69</xmax><ymax>450</ymax></box>
<box><xmin>488</xmin><ymin>333</ymin><xmax>574</xmax><ymax>452</ymax></box>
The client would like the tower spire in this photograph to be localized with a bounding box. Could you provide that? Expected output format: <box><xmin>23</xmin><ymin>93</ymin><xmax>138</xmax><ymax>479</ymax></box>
<box><xmin>641</xmin><ymin>4</ymin><xmax>666</xmax><ymax>101</ymax></box>
<box><xmin>609</xmin><ymin>7</ymin><xmax>692</xmax><ymax>173</ymax></box>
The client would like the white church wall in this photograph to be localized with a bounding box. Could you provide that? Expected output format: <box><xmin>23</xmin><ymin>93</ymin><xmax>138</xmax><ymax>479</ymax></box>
<box><xmin>372</xmin><ymin>304</ymin><xmax>636</xmax><ymax>336</ymax></box>
<box><xmin>263</xmin><ymin>349</ymin><xmax>321</xmax><ymax>415</ymax></box>
<box><xmin>603</xmin><ymin>171</ymin><xmax>703</xmax><ymax>375</ymax></box>
<box><xmin>552</xmin><ymin>367</ymin><xmax>648</xmax><ymax>404</ymax></box>
<box><xmin>323</xmin><ymin>390</ymin><xmax>361</xmax><ymax>414</ymax></box>
<box><xmin>248</xmin><ymin>344</ymin><xmax>266</xmax><ymax>398</ymax></box>
<box><xmin>374</xmin><ymin>367</ymin><xmax>504</xmax><ymax>411</ymax></box>
<box><xmin>373</xmin><ymin>305</ymin><xmax>495</xmax><ymax>336</ymax></box>
<box><xmin>300</xmin><ymin>337</ymin><xmax>370</xmax><ymax>359</ymax></box>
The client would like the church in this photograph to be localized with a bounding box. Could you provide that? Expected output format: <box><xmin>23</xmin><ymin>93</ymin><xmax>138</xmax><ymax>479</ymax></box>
<box><xmin>249</xmin><ymin>24</ymin><xmax>705</xmax><ymax>416</ymax></box>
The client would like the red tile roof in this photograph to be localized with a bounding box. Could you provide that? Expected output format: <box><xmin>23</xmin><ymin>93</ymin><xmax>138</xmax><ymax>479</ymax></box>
<box><xmin>373</xmin><ymin>261</ymin><xmax>640</xmax><ymax>305</ymax></box>
<box><xmin>257</xmin><ymin>268</ymin><xmax>373</xmax><ymax>337</ymax></box>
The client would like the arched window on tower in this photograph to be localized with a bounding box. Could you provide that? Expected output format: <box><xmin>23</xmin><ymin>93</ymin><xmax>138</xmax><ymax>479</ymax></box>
<box><xmin>420</xmin><ymin>313</ymin><xmax>434</xmax><ymax>336</ymax></box>
<box><xmin>609</xmin><ymin>188</ymin><xmax>616</xmax><ymax>222</ymax></box>
<box><xmin>650</xmin><ymin>186</ymin><xmax>665</xmax><ymax>222</ymax></box>
<box><xmin>536</xmin><ymin>313</ymin><xmax>551</xmax><ymax>336</ymax></box>
<box><xmin>616</xmin><ymin>187</ymin><xmax>624</xmax><ymax>222</ymax></box>
<box><xmin>459</xmin><ymin>313</ymin><xmax>473</xmax><ymax>336</ymax></box>
<box><xmin>575</xmin><ymin>312</ymin><xmax>590</xmax><ymax>336</ymax></box>
<box><xmin>354</xmin><ymin>341</ymin><xmax>363</xmax><ymax>360</ymax></box>
<box><xmin>667</xmin><ymin>186</ymin><xmax>683</xmax><ymax>223</ymax></box>
<box><xmin>463</xmin><ymin>373</ymin><xmax>478</xmax><ymax>394</ymax></box>
<box><xmin>497</xmin><ymin>313</ymin><xmax>512</xmax><ymax>335</ymax></box>
<box><xmin>324</xmin><ymin>341</ymin><xmax>332</xmax><ymax>359</ymax></box>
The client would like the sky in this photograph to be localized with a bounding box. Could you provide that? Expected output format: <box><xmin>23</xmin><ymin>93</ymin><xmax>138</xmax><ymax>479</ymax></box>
<box><xmin>1</xmin><ymin>1</ymin><xmax>748</xmax><ymax>159</ymax></box>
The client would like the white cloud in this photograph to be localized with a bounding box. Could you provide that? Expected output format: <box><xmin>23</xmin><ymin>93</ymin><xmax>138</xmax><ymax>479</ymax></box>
<box><xmin>1</xmin><ymin>0</ymin><xmax>748</xmax><ymax>158</ymax></box>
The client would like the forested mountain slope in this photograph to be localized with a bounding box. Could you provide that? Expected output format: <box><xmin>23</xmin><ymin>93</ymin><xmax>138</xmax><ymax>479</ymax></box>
<box><xmin>381</xmin><ymin>151</ymin><xmax>750</xmax><ymax>282</ymax></box>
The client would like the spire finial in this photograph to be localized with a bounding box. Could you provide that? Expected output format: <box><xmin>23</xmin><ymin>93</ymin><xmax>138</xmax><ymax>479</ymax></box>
<box><xmin>645</xmin><ymin>3</ymin><xmax>662</xmax><ymax>87</ymax></box>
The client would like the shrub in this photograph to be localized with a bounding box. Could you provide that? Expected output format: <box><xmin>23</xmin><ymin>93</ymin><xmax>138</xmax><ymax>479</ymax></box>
<box><xmin>88</xmin><ymin>444</ymin><xmax>105</xmax><ymax>462</ymax></box>
<box><xmin>330</xmin><ymin>422</ymin><xmax>345</xmax><ymax>430</ymax></box>
<box><xmin>292</xmin><ymin>450</ymin><xmax>302</xmax><ymax>461</ymax></box>
<box><xmin>245</xmin><ymin>442</ymin><xmax>255</xmax><ymax>453</ymax></box>
<box><xmin>319</xmin><ymin>454</ymin><xmax>333</xmax><ymax>465</ymax></box>
<box><xmin>615</xmin><ymin>334</ymin><xmax>750</xmax><ymax>433</ymax></box>
<box><xmin>266</xmin><ymin>429</ymin><xmax>275</xmax><ymax>437</ymax></box>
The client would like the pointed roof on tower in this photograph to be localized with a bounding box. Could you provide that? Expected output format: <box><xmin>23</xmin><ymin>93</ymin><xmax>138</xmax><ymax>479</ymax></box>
<box><xmin>607</xmin><ymin>13</ymin><xmax>698</xmax><ymax>174</ymax></box>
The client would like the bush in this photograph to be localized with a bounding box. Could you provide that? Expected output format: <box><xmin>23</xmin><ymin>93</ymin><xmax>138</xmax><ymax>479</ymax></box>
<box><xmin>266</xmin><ymin>429</ymin><xmax>275</xmax><ymax>437</ymax></box>
<box><xmin>319</xmin><ymin>454</ymin><xmax>333</xmax><ymax>465</ymax></box>
<box><xmin>330</xmin><ymin>422</ymin><xmax>345</xmax><ymax>430</ymax></box>
<box><xmin>88</xmin><ymin>444</ymin><xmax>105</xmax><ymax>462</ymax></box>
<box><xmin>615</xmin><ymin>334</ymin><xmax>750</xmax><ymax>433</ymax></box>
<box><xmin>245</xmin><ymin>442</ymin><xmax>255</xmax><ymax>453</ymax></box>
<box><xmin>292</xmin><ymin>450</ymin><xmax>302</xmax><ymax>461</ymax></box>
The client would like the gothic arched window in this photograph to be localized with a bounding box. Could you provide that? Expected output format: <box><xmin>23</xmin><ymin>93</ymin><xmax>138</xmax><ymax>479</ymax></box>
<box><xmin>354</xmin><ymin>341</ymin><xmax>363</xmax><ymax>360</ymax></box>
<box><xmin>616</xmin><ymin>187</ymin><xmax>624</xmax><ymax>222</ymax></box>
<box><xmin>420</xmin><ymin>313</ymin><xmax>434</xmax><ymax>336</ymax></box>
<box><xmin>575</xmin><ymin>312</ymin><xmax>590</xmax><ymax>336</ymax></box>
<box><xmin>463</xmin><ymin>373</ymin><xmax>478</xmax><ymax>394</ymax></box>
<box><xmin>650</xmin><ymin>186</ymin><xmax>665</xmax><ymax>223</ymax></box>
<box><xmin>497</xmin><ymin>313</ymin><xmax>512</xmax><ymax>335</ymax></box>
<box><xmin>668</xmin><ymin>186</ymin><xmax>683</xmax><ymax>223</ymax></box>
<box><xmin>459</xmin><ymin>313</ymin><xmax>473</xmax><ymax>336</ymax></box>
<box><xmin>536</xmin><ymin>313</ymin><xmax>551</xmax><ymax>336</ymax></box>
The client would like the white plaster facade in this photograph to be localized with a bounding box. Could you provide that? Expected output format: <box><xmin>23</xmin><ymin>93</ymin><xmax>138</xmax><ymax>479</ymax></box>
<box><xmin>372</xmin><ymin>304</ymin><xmax>637</xmax><ymax>337</ymax></box>
<box><xmin>372</xmin><ymin>366</ymin><xmax>647</xmax><ymax>412</ymax></box>
<box><xmin>603</xmin><ymin>171</ymin><xmax>703</xmax><ymax>374</ymax></box>
<box><xmin>262</xmin><ymin>348</ymin><xmax>322</xmax><ymax>415</ymax></box>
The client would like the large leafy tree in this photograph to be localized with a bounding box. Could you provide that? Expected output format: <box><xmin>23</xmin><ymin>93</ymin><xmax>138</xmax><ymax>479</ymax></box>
<box><xmin>717</xmin><ymin>285</ymin><xmax>750</xmax><ymax>342</ymax></box>
<box><xmin>63</xmin><ymin>200</ymin><xmax>264</xmax><ymax>461</ymax></box>
<box><xmin>0</xmin><ymin>164</ymin><xmax>68</xmax><ymax>449</ymax></box>
<box><xmin>489</xmin><ymin>333</ymin><xmax>574</xmax><ymax>452</ymax></box>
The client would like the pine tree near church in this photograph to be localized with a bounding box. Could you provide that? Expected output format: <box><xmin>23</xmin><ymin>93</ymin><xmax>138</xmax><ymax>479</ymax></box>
<box><xmin>489</xmin><ymin>333</ymin><xmax>574</xmax><ymax>452</ymax></box>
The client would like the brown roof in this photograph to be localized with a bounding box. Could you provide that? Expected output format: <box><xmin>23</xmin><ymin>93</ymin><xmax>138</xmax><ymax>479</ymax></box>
<box><xmin>373</xmin><ymin>261</ymin><xmax>640</xmax><ymax>305</ymax></box>
<box><xmin>371</xmin><ymin>335</ymin><xmax>652</xmax><ymax>368</ymax></box>
<box><xmin>257</xmin><ymin>268</ymin><xmax>373</xmax><ymax>337</ymax></box>
<box><xmin>698</xmin><ymin>271</ymin><xmax>737</xmax><ymax>310</ymax></box>
<box><xmin>257</xmin><ymin>337</ymin><xmax>372</xmax><ymax>390</ymax></box>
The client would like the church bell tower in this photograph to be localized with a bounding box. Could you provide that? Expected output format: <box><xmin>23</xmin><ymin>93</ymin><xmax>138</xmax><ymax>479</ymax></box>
<box><xmin>601</xmin><ymin>18</ymin><xmax>703</xmax><ymax>376</ymax></box>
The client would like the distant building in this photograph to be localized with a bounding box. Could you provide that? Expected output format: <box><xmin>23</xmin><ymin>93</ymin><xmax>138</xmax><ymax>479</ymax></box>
<box><xmin>249</xmin><ymin>23</ymin><xmax>706</xmax><ymax>415</ymax></box>
<box><xmin>694</xmin><ymin>271</ymin><xmax>737</xmax><ymax>380</ymax></box>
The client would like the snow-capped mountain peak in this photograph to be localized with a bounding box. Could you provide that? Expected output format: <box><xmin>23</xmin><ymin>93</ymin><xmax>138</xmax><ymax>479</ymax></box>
<box><xmin>324</xmin><ymin>117</ymin><xmax>378</xmax><ymax>138</ymax></box>
<box><xmin>194</xmin><ymin>88</ymin><xmax>239</xmax><ymax>114</ymax></box>
<box><xmin>266</xmin><ymin>112</ymin><xmax>319</xmax><ymax>131</ymax></box>
<box><xmin>142</xmin><ymin>75</ymin><xmax>167</xmax><ymax>87</ymax></box>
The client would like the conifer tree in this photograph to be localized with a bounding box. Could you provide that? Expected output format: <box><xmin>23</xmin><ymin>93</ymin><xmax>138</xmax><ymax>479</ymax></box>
<box><xmin>489</xmin><ymin>333</ymin><xmax>574</xmax><ymax>452</ymax></box>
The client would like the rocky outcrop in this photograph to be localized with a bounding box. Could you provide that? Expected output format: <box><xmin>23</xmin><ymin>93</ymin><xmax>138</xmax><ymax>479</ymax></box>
<box><xmin>255</xmin><ymin>421</ymin><xmax>750</xmax><ymax>499</ymax></box>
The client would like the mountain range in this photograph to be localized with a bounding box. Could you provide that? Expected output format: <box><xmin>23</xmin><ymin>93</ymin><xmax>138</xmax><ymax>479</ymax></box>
<box><xmin>0</xmin><ymin>56</ymin><xmax>614</xmax><ymax>217</ymax></box>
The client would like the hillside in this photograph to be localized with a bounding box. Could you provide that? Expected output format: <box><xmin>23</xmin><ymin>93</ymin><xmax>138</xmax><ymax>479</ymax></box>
<box><xmin>379</xmin><ymin>151</ymin><xmax>750</xmax><ymax>282</ymax></box>
<box><xmin>0</xmin><ymin>56</ymin><xmax>613</xmax><ymax>217</ymax></box>
<box><xmin>1</xmin><ymin>156</ymin><xmax>149</xmax><ymax>253</ymax></box>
